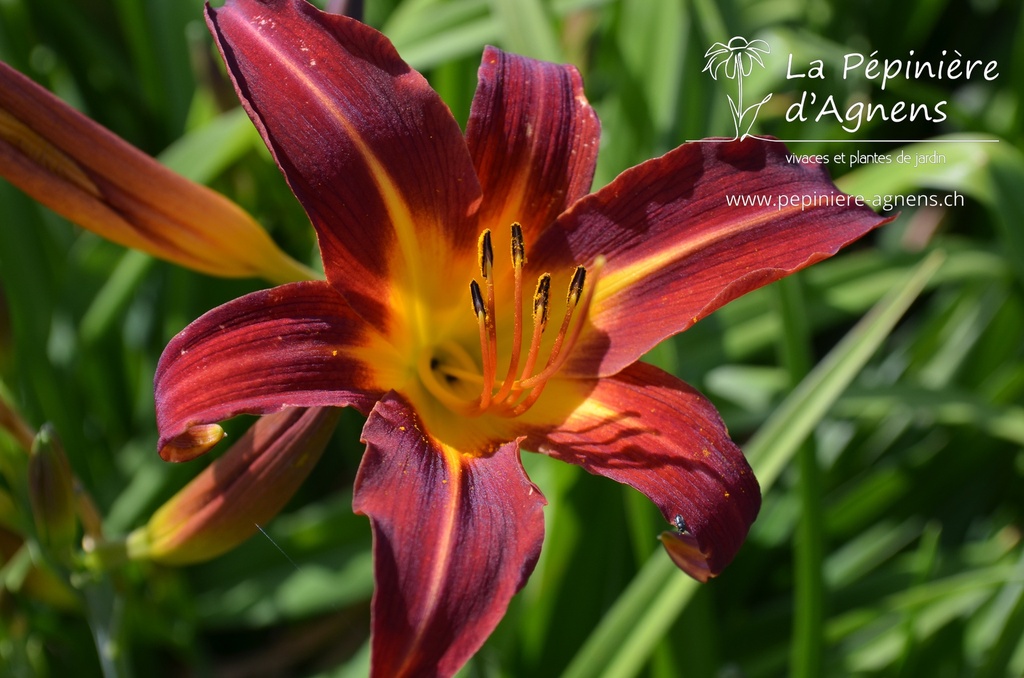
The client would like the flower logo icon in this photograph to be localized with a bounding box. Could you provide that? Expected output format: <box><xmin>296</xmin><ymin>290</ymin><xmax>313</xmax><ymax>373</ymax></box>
<box><xmin>704</xmin><ymin>37</ymin><xmax>773</xmax><ymax>139</ymax></box>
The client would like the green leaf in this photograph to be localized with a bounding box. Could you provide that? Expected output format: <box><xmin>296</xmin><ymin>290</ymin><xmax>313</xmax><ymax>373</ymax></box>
<box><xmin>158</xmin><ymin>107</ymin><xmax>262</xmax><ymax>185</ymax></box>
<box><xmin>747</xmin><ymin>250</ymin><xmax>945</xmax><ymax>488</ymax></box>
<box><xmin>384</xmin><ymin>0</ymin><xmax>497</xmax><ymax>70</ymax></box>
<box><xmin>487</xmin><ymin>0</ymin><xmax>563</xmax><ymax>62</ymax></box>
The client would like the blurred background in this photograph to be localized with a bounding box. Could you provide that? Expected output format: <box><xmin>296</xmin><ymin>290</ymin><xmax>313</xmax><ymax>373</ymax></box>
<box><xmin>0</xmin><ymin>0</ymin><xmax>1022</xmax><ymax>676</ymax></box>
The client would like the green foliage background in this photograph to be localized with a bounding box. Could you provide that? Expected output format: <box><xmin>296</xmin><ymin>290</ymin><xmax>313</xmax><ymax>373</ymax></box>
<box><xmin>1</xmin><ymin>0</ymin><xmax>1022</xmax><ymax>676</ymax></box>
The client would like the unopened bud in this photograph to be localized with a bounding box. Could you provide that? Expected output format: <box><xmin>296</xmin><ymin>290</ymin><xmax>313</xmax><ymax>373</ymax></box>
<box><xmin>128</xmin><ymin>407</ymin><xmax>340</xmax><ymax>565</ymax></box>
<box><xmin>28</xmin><ymin>424</ymin><xmax>77</xmax><ymax>555</ymax></box>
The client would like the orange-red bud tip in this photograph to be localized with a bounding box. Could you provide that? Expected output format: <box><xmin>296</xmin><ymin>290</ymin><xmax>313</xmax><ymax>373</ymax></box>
<box><xmin>158</xmin><ymin>424</ymin><xmax>226</xmax><ymax>462</ymax></box>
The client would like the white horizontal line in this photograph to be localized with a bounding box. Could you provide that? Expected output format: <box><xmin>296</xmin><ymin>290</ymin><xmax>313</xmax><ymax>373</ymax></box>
<box><xmin>686</xmin><ymin>137</ymin><xmax>1000</xmax><ymax>143</ymax></box>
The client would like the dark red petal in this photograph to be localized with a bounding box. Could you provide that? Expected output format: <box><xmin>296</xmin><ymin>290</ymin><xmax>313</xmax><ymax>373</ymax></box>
<box><xmin>206</xmin><ymin>0</ymin><xmax>482</xmax><ymax>325</ymax></box>
<box><xmin>531</xmin><ymin>138</ymin><xmax>892</xmax><ymax>376</ymax></box>
<box><xmin>525</xmin><ymin>362</ymin><xmax>759</xmax><ymax>580</ymax></box>
<box><xmin>354</xmin><ymin>393</ymin><xmax>546</xmax><ymax>678</ymax></box>
<box><xmin>466</xmin><ymin>46</ymin><xmax>600</xmax><ymax>242</ymax></box>
<box><xmin>155</xmin><ymin>280</ymin><xmax>382</xmax><ymax>461</ymax></box>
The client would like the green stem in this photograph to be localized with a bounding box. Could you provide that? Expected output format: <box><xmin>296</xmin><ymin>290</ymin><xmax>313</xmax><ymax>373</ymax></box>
<box><xmin>82</xmin><ymin>536</ymin><xmax>130</xmax><ymax>571</ymax></box>
<box><xmin>82</xmin><ymin>574</ymin><xmax>132</xmax><ymax>678</ymax></box>
<box><xmin>562</xmin><ymin>554</ymin><xmax>697</xmax><ymax>678</ymax></box>
<box><xmin>773</xmin><ymin>275</ymin><xmax>825</xmax><ymax>678</ymax></box>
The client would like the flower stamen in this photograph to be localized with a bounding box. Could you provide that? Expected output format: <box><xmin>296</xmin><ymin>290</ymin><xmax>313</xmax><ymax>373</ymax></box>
<box><xmin>517</xmin><ymin>265</ymin><xmax>585</xmax><ymax>389</ymax></box>
<box><xmin>518</xmin><ymin>272</ymin><xmax>550</xmax><ymax>389</ymax></box>
<box><xmin>493</xmin><ymin>223</ymin><xmax>525</xmax><ymax>404</ymax></box>
<box><xmin>470</xmin><ymin>277</ymin><xmax>496</xmax><ymax>411</ymax></box>
<box><xmin>502</xmin><ymin>257</ymin><xmax>602</xmax><ymax>416</ymax></box>
<box><xmin>463</xmin><ymin>224</ymin><xmax>601</xmax><ymax>418</ymax></box>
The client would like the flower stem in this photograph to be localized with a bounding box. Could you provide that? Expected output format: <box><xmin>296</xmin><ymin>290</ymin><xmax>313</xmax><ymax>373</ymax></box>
<box><xmin>773</xmin><ymin>275</ymin><xmax>825</xmax><ymax>678</ymax></box>
<box><xmin>82</xmin><ymin>573</ymin><xmax>133</xmax><ymax>678</ymax></box>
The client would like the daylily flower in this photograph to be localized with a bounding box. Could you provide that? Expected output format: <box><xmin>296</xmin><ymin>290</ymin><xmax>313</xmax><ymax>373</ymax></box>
<box><xmin>155</xmin><ymin>0</ymin><xmax>889</xmax><ymax>674</ymax></box>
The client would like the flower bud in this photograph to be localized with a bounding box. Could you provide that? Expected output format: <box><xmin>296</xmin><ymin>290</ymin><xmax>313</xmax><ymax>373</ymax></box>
<box><xmin>28</xmin><ymin>424</ymin><xmax>77</xmax><ymax>556</ymax></box>
<box><xmin>128</xmin><ymin>407</ymin><xmax>340</xmax><ymax>565</ymax></box>
<box><xmin>0</xmin><ymin>61</ymin><xmax>316</xmax><ymax>285</ymax></box>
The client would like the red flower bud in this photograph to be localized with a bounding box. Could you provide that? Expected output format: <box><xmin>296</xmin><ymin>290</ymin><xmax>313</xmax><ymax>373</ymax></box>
<box><xmin>128</xmin><ymin>407</ymin><xmax>339</xmax><ymax>565</ymax></box>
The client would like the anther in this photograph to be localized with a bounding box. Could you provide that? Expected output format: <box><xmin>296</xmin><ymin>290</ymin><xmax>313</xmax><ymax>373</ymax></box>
<box><xmin>469</xmin><ymin>280</ymin><xmax>485</xmax><ymax>318</ymax></box>
<box><xmin>463</xmin><ymin>221</ymin><xmax>601</xmax><ymax>418</ymax></box>
<box><xmin>516</xmin><ymin>257</ymin><xmax>603</xmax><ymax>395</ymax></box>
<box><xmin>511</xmin><ymin>222</ymin><xmax>525</xmax><ymax>267</ymax></box>
<box><xmin>478</xmin><ymin>229</ymin><xmax>494</xmax><ymax>279</ymax></box>
<box><xmin>516</xmin><ymin>269</ymin><xmax>582</xmax><ymax>392</ymax></box>
<box><xmin>471</xmin><ymin>277</ymin><xmax>496</xmax><ymax>410</ymax></box>
<box><xmin>533</xmin><ymin>274</ymin><xmax>551</xmax><ymax>326</ymax></box>
<box><xmin>473</xmin><ymin>231</ymin><xmax>497</xmax><ymax>409</ymax></box>
<box><xmin>567</xmin><ymin>265</ymin><xmax>586</xmax><ymax>305</ymax></box>
<box><xmin>474</xmin><ymin>231</ymin><xmax>498</xmax><ymax>404</ymax></box>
